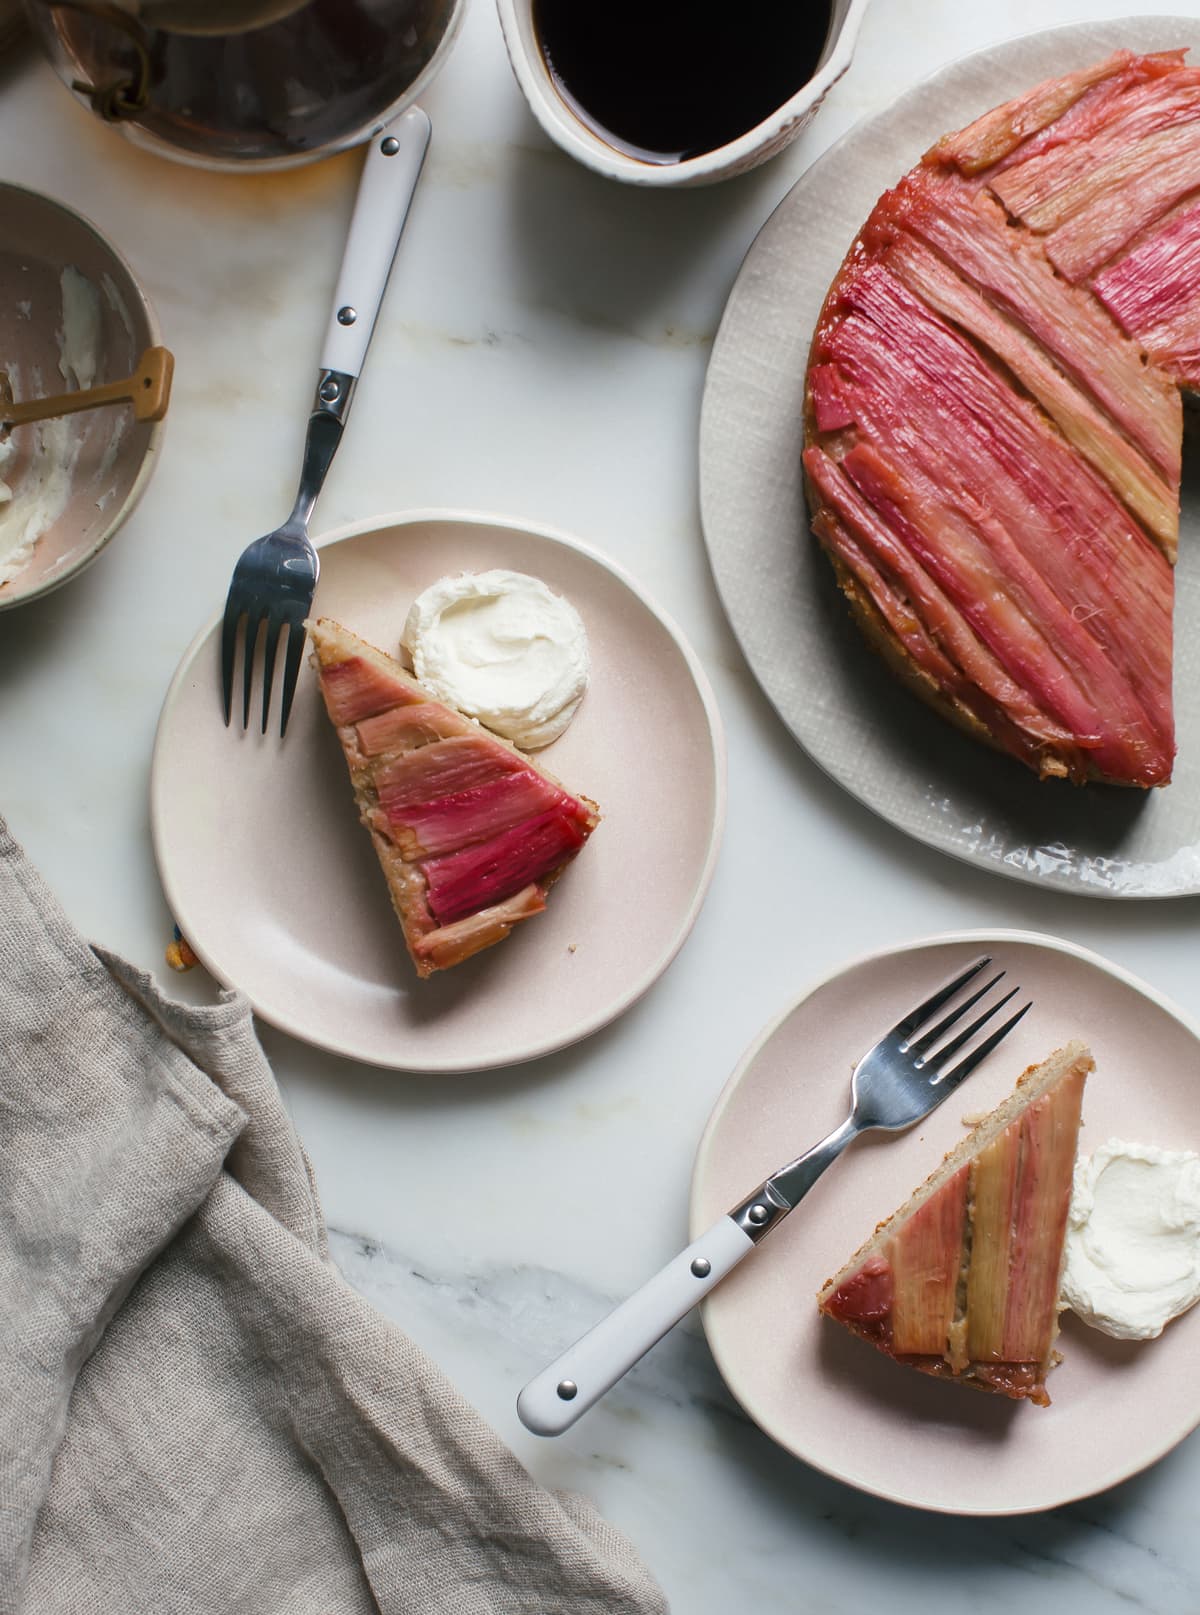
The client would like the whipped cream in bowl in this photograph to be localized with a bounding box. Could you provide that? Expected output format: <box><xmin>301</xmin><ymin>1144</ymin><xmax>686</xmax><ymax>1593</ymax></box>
<box><xmin>0</xmin><ymin>184</ymin><xmax>167</xmax><ymax>610</ymax></box>
<box><xmin>402</xmin><ymin>569</ymin><xmax>589</xmax><ymax>749</ymax></box>
<box><xmin>0</xmin><ymin>268</ymin><xmax>100</xmax><ymax>587</ymax></box>
<box><xmin>1062</xmin><ymin>1139</ymin><xmax>1200</xmax><ymax>1341</ymax></box>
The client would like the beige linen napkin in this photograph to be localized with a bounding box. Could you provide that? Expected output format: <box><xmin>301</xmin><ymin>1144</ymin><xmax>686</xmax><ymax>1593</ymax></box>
<box><xmin>0</xmin><ymin>820</ymin><xmax>666</xmax><ymax>1615</ymax></box>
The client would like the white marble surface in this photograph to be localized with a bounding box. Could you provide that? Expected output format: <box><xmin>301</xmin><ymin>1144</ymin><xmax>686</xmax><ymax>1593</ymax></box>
<box><xmin>2</xmin><ymin>1</ymin><xmax>1200</xmax><ymax>1610</ymax></box>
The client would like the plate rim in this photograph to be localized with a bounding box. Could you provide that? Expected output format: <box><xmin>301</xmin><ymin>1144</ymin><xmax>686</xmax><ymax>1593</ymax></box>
<box><xmin>151</xmin><ymin>506</ymin><xmax>728</xmax><ymax>1073</ymax></box>
<box><xmin>698</xmin><ymin>17</ymin><xmax>1200</xmax><ymax>901</ymax></box>
<box><xmin>689</xmin><ymin>926</ymin><xmax>1200</xmax><ymax>1514</ymax></box>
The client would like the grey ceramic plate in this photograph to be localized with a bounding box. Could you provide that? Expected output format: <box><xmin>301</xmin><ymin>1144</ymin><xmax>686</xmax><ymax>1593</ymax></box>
<box><xmin>700</xmin><ymin>18</ymin><xmax>1200</xmax><ymax>897</ymax></box>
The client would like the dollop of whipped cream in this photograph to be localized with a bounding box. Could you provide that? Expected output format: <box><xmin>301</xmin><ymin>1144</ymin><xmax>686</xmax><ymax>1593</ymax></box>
<box><xmin>1061</xmin><ymin>1139</ymin><xmax>1200</xmax><ymax>1340</ymax></box>
<box><xmin>0</xmin><ymin>267</ymin><xmax>103</xmax><ymax>585</ymax></box>
<box><xmin>401</xmin><ymin>570</ymin><xmax>589</xmax><ymax>749</ymax></box>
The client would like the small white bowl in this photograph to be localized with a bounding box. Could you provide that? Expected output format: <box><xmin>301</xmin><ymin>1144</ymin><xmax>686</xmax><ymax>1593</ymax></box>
<box><xmin>496</xmin><ymin>0</ymin><xmax>870</xmax><ymax>187</ymax></box>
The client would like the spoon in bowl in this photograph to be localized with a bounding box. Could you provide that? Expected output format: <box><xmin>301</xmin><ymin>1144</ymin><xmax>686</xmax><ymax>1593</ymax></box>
<box><xmin>0</xmin><ymin>345</ymin><xmax>173</xmax><ymax>435</ymax></box>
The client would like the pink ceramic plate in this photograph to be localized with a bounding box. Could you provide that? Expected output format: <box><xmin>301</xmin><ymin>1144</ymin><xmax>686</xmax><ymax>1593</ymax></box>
<box><xmin>152</xmin><ymin>511</ymin><xmax>725</xmax><ymax>1072</ymax></box>
<box><xmin>690</xmin><ymin>931</ymin><xmax>1200</xmax><ymax>1515</ymax></box>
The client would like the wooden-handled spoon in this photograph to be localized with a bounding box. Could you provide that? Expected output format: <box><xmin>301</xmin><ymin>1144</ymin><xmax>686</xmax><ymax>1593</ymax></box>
<box><xmin>0</xmin><ymin>345</ymin><xmax>173</xmax><ymax>431</ymax></box>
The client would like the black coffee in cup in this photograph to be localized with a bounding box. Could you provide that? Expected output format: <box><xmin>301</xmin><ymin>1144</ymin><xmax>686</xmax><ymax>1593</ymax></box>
<box><xmin>532</xmin><ymin>0</ymin><xmax>835</xmax><ymax>166</ymax></box>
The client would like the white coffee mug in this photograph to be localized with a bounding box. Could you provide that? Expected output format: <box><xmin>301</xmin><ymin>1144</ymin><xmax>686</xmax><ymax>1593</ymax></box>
<box><xmin>495</xmin><ymin>0</ymin><xmax>871</xmax><ymax>188</ymax></box>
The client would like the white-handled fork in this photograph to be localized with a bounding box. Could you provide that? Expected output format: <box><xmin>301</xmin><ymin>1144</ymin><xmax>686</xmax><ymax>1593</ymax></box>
<box><xmin>517</xmin><ymin>955</ymin><xmax>1030</xmax><ymax>1436</ymax></box>
<box><xmin>220</xmin><ymin>104</ymin><xmax>430</xmax><ymax>737</ymax></box>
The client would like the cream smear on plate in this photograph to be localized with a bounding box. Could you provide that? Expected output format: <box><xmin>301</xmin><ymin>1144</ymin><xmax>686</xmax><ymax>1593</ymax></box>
<box><xmin>0</xmin><ymin>267</ymin><xmax>102</xmax><ymax>587</ymax></box>
<box><xmin>402</xmin><ymin>570</ymin><xmax>590</xmax><ymax>749</ymax></box>
<box><xmin>1062</xmin><ymin>1139</ymin><xmax>1200</xmax><ymax>1340</ymax></box>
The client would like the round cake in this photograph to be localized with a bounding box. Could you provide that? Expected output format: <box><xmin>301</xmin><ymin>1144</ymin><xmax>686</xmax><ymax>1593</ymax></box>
<box><xmin>803</xmin><ymin>49</ymin><xmax>1200</xmax><ymax>788</ymax></box>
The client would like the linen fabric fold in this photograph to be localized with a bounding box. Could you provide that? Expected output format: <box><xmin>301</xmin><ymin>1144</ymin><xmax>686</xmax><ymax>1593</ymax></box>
<box><xmin>0</xmin><ymin>821</ymin><xmax>666</xmax><ymax>1615</ymax></box>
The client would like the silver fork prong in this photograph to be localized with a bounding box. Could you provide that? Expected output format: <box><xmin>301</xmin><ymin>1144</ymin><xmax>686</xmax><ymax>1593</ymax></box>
<box><xmin>260</xmin><ymin>609</ymin><xmax>285</xmax><ymax>735</ymax></box>
<box><xmin>242</xmin><ymin>615</ymin><xmax>263</xmax><ymax>730</ymax></box>
<box><xmin>933</xmin><ymin>999</ymin><xmax>1032</xmax><ymax>1093</ymax></box>
<box><xmin>891</xmin><ymin>954</ymin><xmax>990</xmax><ymax>1041</ymax></box>
<box><xmin>908</xmin><ymin>971</ymin><xmax>1005</xmax><ymax>1058</ymax></box>
<box><xmin>220</xmin><ymin>599</ymin><xmax>242</xmax><ymax>727</ymax></box>
<box><xmin>278</xmin><ymin>618</ymin><xmax>308</xmax><ymax>738</ymax></box>
<box><xmin>925</xmin><ymin>985</ymin><xmax>1019</xmax><ymax>1072</ymax></box>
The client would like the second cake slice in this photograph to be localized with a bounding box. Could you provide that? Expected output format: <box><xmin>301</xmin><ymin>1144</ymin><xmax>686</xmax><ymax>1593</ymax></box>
<box><xmin>819</xmin><ymin>1041</ymin><xmax>1092</xmax><ymax>1405</ymax></box>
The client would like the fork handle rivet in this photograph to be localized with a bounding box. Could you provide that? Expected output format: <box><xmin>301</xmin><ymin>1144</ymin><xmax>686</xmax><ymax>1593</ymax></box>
<box><xmin>556</xmin><ymin>1380</ymin><xmax>578</xmax><ymax>1401</ymax></box>
<box><xmin>337</xmin><ymin>306</ymin><xmax>358</xmax><ymax>326</ymax></box>
<box><xmin>748</xmin><ymin>1204</ymin><xmax>769</xmax><ymax>1226</ymax></box>
<box><xmin>381</xmin><ymin>135</ymin><xmax>400</xmax><ymax>155</ymax></box>
<box><xmin>690</xmin><ymin>1257</ymin><xmax>711</xmax><ymax>1278</ymax></box>
<box><xmin>319</xmin><ymin>378</ymin><xmax>341</xmax><ymax>403</ymax></box>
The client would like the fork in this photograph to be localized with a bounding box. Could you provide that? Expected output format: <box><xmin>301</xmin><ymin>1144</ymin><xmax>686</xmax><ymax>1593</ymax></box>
<box><xmin>516</xmin><ymin>954</ymin><xmax>1030</xmax><ymax>1436</ymax></box>
<box><xmin>220</xmin><ymin>104</ymin><xmax>431</xmax><ymax>736</ymax></box>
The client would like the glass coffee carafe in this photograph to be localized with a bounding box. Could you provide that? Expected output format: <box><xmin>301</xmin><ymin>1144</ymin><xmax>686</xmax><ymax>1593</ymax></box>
<box><xmin>21</xmin><ymin>0</ymin><xmax>463</xmax><ymax>168</ymax></box>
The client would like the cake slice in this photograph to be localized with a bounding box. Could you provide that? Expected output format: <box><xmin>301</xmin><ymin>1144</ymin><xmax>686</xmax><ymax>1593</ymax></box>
<box><xmin>818</xmin><ymin>1041</ymin><xmax>1092</xmax><ymax>1405</ymax></box>
<box><xmin>308</xmin><ymin>617</ymin><xmax>600</xmax><ymax>978</ymax></box>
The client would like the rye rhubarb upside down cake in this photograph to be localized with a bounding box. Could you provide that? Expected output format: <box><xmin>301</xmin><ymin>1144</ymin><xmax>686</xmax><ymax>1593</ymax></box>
<box><xmin>804</xmin><ymin>48</ymin><xmax>1200</xmax><ymax>788</ymax></box>
<box><xmin>309</xmin><ymin>618</ymin><xmax>599</xmax><ymax>978</ymax></box>
<box><xmin>820</xmin><ymin>1043</ymin><xmax>1092</xmax><ymax>1406</ymax></box>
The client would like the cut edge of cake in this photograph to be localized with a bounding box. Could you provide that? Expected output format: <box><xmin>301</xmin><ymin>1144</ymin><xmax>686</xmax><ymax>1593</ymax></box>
<box><xmin>818</xmin><ymin>1040</ymin><xmax>1093</xmax><ymax>1406</ymax></box>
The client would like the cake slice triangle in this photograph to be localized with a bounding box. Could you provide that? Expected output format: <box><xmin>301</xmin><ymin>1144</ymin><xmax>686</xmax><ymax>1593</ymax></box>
<box><xmin>308</xmin><ymin>617</ymin><xmax>599</xmax><ymax>978</ymax></box>
<box><xmin>819</xmin><ymin>1041</ymin><xmax>1092</xmax><ymax>1405</ymax></box>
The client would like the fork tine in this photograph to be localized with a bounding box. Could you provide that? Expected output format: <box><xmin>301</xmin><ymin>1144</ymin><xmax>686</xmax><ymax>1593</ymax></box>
<box><xmin>278</xmin><ymin>618</ymin><xmax>308</xmax><ymax>738</ymax></box>
<box><xmin>891</xmin><ymin>955</ymin><xmax>990</xmax><ymax>1040</ymax></box>
<box><xmin>260</xmin><ymin>609</ymin><xmax>284</xmax><ymax>735</ymax></box>
<box><xmin>220</xmin><ymin>598</ymin><xmax>242</xmax><ymax>727</ymax></box>
<box><xmin>908</xmin><ymin>970</ymin><xmax>1005</xmax><ymax>1056</ymax></box>
<box><xmin>242</xmin><ymin>615</ymin><xmax>263</xmax><ymax>729</ymax></box>
<box><xmin>933</xmin><ymin>999</ymin><xmax>1032</xmax><ymax>1093</ymax></box>
<box><xmin>924</xmin><ymin>984</ymin><xmax>1019</xmax><ymax>1070</ymax></box>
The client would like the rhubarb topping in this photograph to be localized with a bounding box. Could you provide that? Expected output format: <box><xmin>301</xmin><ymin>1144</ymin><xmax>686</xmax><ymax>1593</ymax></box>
<box><xmin>809</xmin><ymin>256</ymin><xmax>1174</xmax><ymax>784</ymax></box>
<box><xmin>410</xmin><ymin>884</ymin><xmax>547</xmax><ymax>971</ymax></box>
<box><xmin>1094</xmin><ymin>198</ymin><xmax>1200</xmax><ymax>388</ymax></box>
<box><xmin>373</xmin><ymin>735</ymin><xmax>526</xmax><ymax>813</ymax></box>
<box><xmin>308</xmin><ymin>617</ymin><xmax>599</xmax><ymax>977</ymax></box>
<box><xmin>390</xmin><ymin>772</ymin><xmax>588</xmax><ymax>861</ymax></box>
<box><xmin>924</xmin><ymin>51</ymin><xmax>1141</xmax><ymax>175</ymax></box>
<box><xmin>887</xmin><ymin>1165</ymin><xmax>969</xmax><ymax>1356</ymax></box>
<box><xmin>964</xmin><ymin>1121</ymin><xmax>1020</xmax><ymax>1363</ymax></box>
<box><xmin>989</xmin><ymin>81</ymin><xmax>1200</xmax><ymax>235</ymax></box>
<box><xmin>823</xmin><ymin>1255</ymin><xmax>893</xmax><ymax>1335</ymax></box>
<box><xmin>882</xmin><ymin>232</ymin><xmax>1177</xmax><ymax>550</ymax></box>
<box><xmin>1001</xmin><ymin>1072</ymin><xmax>1088</xmax><ymax>1361</ymax></box>
<box><xmin>317</xmin><ymin>653</ymin><xmax>426</xmax><ymax>727</ymax></box>
<box><xmin>354</xmin><ymin>700</ymin><xmax>477</xmax><ymax>761</ymax></box>
<box><xmin>878</xmin><ymin>178</ymin><xmax>1181</xmax><ymax>484</ymax></box>
<box><xmin>421</xmin><ymin>808</ymin><xmax>589</xmax><ymax>926</ymax></box>
<box><xmin>805</xmin><ymin>47</ymin><xmax>1196</xmax><ymax>787</ymax></box>
<box><xmin>1041</xmin><ymin>125</ymin><xmax>1200</xmax><ymax>283</ymax></box>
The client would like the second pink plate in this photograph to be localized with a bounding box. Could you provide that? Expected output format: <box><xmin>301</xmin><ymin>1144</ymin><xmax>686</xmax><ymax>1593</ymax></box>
<box><xmin>691</xmin><ymin>931</ymin><xmax>1200</xmax><ymax>1514</ymax></box>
